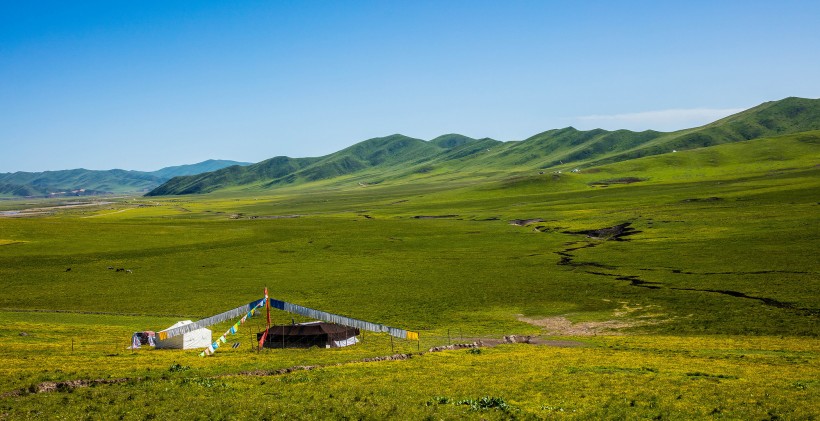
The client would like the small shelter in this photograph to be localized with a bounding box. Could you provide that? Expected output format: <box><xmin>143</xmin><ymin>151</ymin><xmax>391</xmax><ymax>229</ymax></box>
<box><xmin>129</xmin><ymin>331</ymin><xmax>156</xmax><ymax>349</ymax></box>
<box><xmin>257</xmin><ymin>321</ymin><xmax>359</xmax><ymax>349</ymax></box>
<box><xmin>155</xmin><ymin>320</ymin><xmax>212</xmax><ymax>350</ymax></box>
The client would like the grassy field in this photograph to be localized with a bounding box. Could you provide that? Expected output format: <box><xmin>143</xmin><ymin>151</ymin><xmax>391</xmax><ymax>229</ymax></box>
<box><xmin>2</xmin><ymin>311</ymin><xmax>817</xmax><ymax>419</ymax></box>
<box><xmin>0</xmin><ymin>134</ymin><xmax>818</xmax><ymax>418</ymax></box>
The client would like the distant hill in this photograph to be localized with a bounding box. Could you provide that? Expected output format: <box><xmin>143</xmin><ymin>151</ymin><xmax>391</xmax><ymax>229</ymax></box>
<box><xmin>0</xmin><ymin>160</ymin><xmax>250</xmax><ymax>198</ymax></box>
<box><xmin>150</xmin><ymin>159</ymin><xmax>252</xmax><ymax>179</ymax></box>
<box><xmin>147</xmin><ymin>97</ymin><xmax>820</xmax><ymax>196</ymax></box>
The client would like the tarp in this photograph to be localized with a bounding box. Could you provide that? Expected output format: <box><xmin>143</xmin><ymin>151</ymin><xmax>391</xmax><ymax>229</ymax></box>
<box><xmin>155</xmin><ymin>320</ymin><xmax>212</xmax><ymax>350</ymax></box>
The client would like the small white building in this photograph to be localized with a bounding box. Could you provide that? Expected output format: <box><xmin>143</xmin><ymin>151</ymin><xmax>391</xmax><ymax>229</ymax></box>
<box><xmin>155</xmin><ymin>320</ymin><xmax>212</xmax><ymax>350</ymax></box>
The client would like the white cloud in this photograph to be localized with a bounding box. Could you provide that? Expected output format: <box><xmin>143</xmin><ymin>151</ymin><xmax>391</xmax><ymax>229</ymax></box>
<box><xmin>569</xmin><ymin>107</ymin><xmax>747</xmax><ymax>132</ymax></box>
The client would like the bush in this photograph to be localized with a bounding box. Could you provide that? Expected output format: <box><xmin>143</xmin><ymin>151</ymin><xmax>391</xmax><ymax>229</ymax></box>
<box><xmin>168</xmin><ymin>363</ymin><xmax>190</xmax><ymax>373</ymax></box>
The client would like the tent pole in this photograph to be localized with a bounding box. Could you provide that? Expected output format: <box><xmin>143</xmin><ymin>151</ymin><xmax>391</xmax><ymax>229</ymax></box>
<box><xmin>259</xmin><ymin>287</ymin><xmax>271</xmax><ymax>350</ymax></box>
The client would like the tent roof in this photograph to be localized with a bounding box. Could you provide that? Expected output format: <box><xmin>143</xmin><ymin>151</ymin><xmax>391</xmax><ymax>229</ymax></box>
<box><xmin>160</xmin><ymin>320</ymin><xmax>211</xmax><ymax>334</ymax></box>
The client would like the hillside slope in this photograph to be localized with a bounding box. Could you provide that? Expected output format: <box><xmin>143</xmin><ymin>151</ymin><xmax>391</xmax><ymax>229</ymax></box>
<box><xmin>148</xmin><ymin>134</ymin><xmax>484</xmax><ymax>194</ymax></box>
<box><xmin>146</xmin><ymin>96</ymin><xmax>820</xmax><ymax>196</ymax></box>
<box><xmin>584</xmin><ymin>96</ymin><xmax>820</xmax><ymax>166</ymax></box>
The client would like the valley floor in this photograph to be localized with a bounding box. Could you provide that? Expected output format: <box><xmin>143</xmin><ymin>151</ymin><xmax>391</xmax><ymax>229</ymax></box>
<box><xmin>1</xmin><ymin>135</ymin><xmax>818</xmax><ymax>418</ymax></box>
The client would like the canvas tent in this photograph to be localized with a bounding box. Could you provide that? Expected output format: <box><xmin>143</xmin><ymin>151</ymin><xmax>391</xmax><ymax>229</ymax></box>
<box><xmin>155</xmin><ymin>320</ymin><xmax>212</xmax><ymax>350</ymax></box>
<box><xmin>257</xmin><ymin>321</ymin><xmax>359</xmax><ymax>349</ymax></box>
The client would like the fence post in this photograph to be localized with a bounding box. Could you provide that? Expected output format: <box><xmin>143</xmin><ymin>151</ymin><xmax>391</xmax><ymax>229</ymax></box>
<box><xmin>448</xmin><ymin>329</ymin><xmax>451</xmax><ymax>345</ymax></box>
<box><xmin>390</xmin><ymin>335</ymin><xmax>394</xmax><ymax>353</ymax></box>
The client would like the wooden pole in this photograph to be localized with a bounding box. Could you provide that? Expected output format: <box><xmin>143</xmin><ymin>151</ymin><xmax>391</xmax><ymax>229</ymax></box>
<box><xmin>448</xmin><ymin>329</ymin><xmax>451</xmax><ymax>345</ymax></box>
<box><xmin>390</xmin><ymin>335</ymin><xmax>394</xmax><ymax>353</ymax></box>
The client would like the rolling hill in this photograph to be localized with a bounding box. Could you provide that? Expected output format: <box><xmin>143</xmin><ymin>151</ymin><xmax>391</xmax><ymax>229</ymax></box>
<box><xmin>147</xmin><ymin>97</ymin><xmax>820</xmax><ymax>196</ymax></box>
<box><xmin>0</xmin><ymin>159</ymin><xmax>250</xmax><ymax>198</ymax></box>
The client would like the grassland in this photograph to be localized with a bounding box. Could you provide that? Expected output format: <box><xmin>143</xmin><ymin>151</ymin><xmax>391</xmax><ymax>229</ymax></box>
<box><xmin>0</xmin><ymin>132</ymin><xmax>818</xmax><ymax>418</ymax></box>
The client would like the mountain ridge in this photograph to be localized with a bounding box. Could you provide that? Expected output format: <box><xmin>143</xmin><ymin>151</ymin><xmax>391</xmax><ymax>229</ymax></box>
<box><xmin>0</xmin><ymin>160</ymin><xmax>251</xmax><ymax>198</ymax></box>
<box><xmin>147</xmin><ymin>97</ymin><xmax>820</xmax><ymax>196</ymax></box>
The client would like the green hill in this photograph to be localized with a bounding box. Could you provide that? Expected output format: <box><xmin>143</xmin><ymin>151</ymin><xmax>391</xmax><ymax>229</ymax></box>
<box><xmin>0</xmin><ymin>160</ymin><xmax>249</xmax><ymax>198</ymax></box>
<box><xmin>148</xmin><ymin>134</ymin><xmax>464</xmax><ymax>195</ymax></box>
<box><xmin>147</xmin><ymin>97</ymin><xmax>820</xmax><ymax>196</ymax></box>
<box><xmin>585</xmin><ymin>96</ymin><xmax>820</xmax><ymax>165</ymax></box>
<box><xmin>147</xmin><ymin>156</ymin><xmax>319</xmax><ymax>195</ymax></box>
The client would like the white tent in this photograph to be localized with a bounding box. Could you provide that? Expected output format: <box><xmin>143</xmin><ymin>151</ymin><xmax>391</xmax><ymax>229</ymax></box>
<box><xmin>155</xmin><ymin>320</ymin><xmax>212</xmax><ymax>350</ymax></box>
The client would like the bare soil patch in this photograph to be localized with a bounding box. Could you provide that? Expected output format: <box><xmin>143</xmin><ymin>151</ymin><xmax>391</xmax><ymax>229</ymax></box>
<box><xmin>517</xmin><ymin>316</ymin><xmax>642</xmax><ymax>336</ymax></box>
<box><xmin>589</xmin><ymin>177</ymin><xmax>645</xmax><ymax>186</ymax></box>
<box><xmin>509</xmin><ymin>218</ymin><xmax>544</xmax><ymax>226</ymax></box>
<box><xmin>681</xmin><ymin>197</ymin><xmax>723</xmax><ymax>203</ymax></box>
<box><xmin>563</xmin><ymin>222</ymin><xmax>641</xmax><ymax>241</ymax></box>
<box><xmin>518</xmin><ymin>302</ymin><xmax>664</xmax><ymax>336</ymax></box>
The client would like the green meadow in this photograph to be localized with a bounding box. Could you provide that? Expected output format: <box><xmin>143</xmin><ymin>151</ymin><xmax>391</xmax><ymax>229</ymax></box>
<box><xmin>1</xmin><ymin>132</ymin><xmax>818</xmax><ymax>418</ymax></box>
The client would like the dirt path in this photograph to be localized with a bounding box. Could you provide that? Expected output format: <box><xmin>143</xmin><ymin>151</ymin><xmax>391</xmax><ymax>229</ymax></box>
<box><xmin>81</xmin><ymin>208</ymin><xmax>134</xmax><ymax>218</ymax></box>
<box><xmin>518</xmin><ymin>315</ymin><xmax>653</xmax><ymax>336</ymax></box>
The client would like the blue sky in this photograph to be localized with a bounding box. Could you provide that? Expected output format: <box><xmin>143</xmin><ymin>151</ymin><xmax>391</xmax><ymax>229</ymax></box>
<box><xmin>2</xmin><ymin>1</ymin><xmax>819</xmax><ymax>172</ymax></box>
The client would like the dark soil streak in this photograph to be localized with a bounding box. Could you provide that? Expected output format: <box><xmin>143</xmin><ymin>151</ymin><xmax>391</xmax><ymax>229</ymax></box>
<box><xmin>617</xmin><ymin>275</ymin><xmax>663</xmax><ymax>289</ymax></box>
<box><xmin>670</xmin><ymin>288</ymin><xmax>820</xmax><ymax>316</ymax></box>
<box><xmin>543</xmin><ymin>222</ymin><xmax>817</xmax><ymax>317</ymax></box>
<box><xmin>672</xmin><ymin>270</ymin><xmax>812</xmax><ymax>276</ymax></box>
<box><xmin>563</xmin><ymin>222</ymin><xmax>642</xmax><ymax>241</ymax></box>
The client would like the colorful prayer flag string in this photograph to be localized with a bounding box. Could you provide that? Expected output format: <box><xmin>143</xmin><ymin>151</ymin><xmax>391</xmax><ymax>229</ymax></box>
<box><xmin>200</xmin><ymin>298</ymin><xmax>265</xmax><ymax>357</ymax></box>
